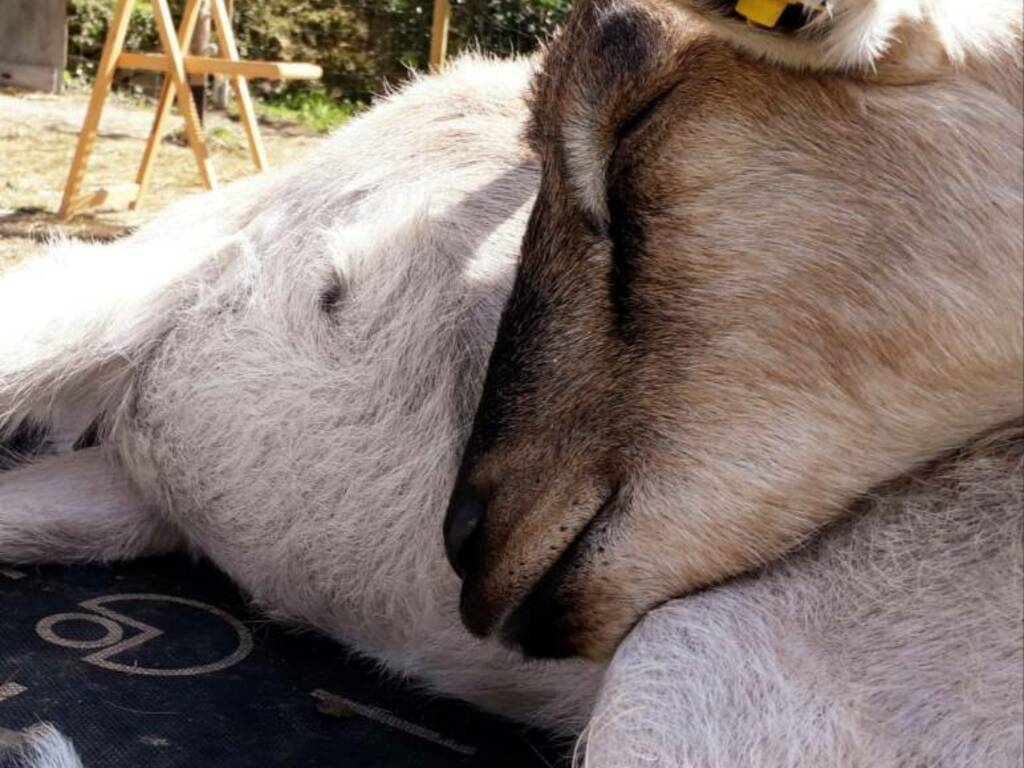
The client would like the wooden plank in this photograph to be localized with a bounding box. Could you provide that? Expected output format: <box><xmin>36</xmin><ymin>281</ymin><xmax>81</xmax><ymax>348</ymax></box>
<box><xmin>58</xmin><ymin>0</ymin><xmax>136</xmax><ymax>220</ymax></box>
<box><xmin>0</xmin><ymin>61</ymin><xmax>62</xmax><ymax>93</ymax></box>
<box><xmin>64</xmin><ymin>184</ymin><xmax>141</xmax><ymax>218</ymax></box>
<box><xmin>429</xmin><ymin>0</ymin><xmax>451</xmax><ymax>73</ymax></box>
<box><xmin>117</xmin><ymin>52</ymin><xmax>321</xmax><ymax>80</ymax></box>
<box><xmin>208</xmin><ymin>0</ymin><xmax>267</xmax><ymax>171</ymax></box>
<box><xmin>150</xmin><ymin>0</ymin><xmax>217</xmax><ymax>191</ymax></box>
<box><xmin>132</xmin><ymin>0</ymin><xmax>203</xmax><ymax>209</ymax></box>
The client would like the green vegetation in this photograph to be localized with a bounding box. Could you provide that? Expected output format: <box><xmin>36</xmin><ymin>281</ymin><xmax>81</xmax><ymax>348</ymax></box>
<box><xmin>249</xmin><ymin>88</ymin><xmax>365</xmax><ymax>134</ymax></box>
<box><xmin>206</xmin><ymin>124</ymin><xmax>245</xmax><ymax>148</ymax></box>
<box><xmin>67</xmin><ymin>0</ymin><xmax>166</xmax><ymax>80</ymax></box>
<box><xmin>66</xmin><ymin>0</ymin><xmax>573</xmax><ymax>101</ymax></box>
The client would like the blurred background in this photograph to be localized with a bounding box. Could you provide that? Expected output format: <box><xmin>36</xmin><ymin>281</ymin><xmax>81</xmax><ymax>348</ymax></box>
<box><xmin>0</xmin><ymin>0</ymin><xmax>571</xmax><ymax>266</ymax></box>
<box><xmin>67</xmin><ymin>0</ymin><xmax>571</xmax><ymax>118</ymax></box>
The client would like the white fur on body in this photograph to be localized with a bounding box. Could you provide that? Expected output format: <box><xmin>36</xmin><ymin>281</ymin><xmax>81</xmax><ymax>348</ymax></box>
<box><xmin>0</xmin><ymin>57</ymin><xmax>601</xmax><ymax>729</ymax></box>
<box><xmin>586</xmin><ymin>429</ymin><xmax>1023</xmax><ymax>767</ymax></box>
<box><xmin>0</xmin><ymin>57</ymin><xmax>1021</xmax><ymax>766</ymax></box>
<box><xmin>0</xmin><ymin>725</ymin><xmax>84</xmax><ymax>768</ymax></box>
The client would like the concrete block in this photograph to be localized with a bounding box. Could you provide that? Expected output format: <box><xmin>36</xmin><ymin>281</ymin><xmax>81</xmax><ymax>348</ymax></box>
<box><xmin>0</xmin><ymin>0</ymin><xmax>68</xmax><ymax>93</ymax></box>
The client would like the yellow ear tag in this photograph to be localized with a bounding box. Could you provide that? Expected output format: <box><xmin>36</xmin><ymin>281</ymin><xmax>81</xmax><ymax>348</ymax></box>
<box><xmin>734</xmin><ymin>0</ymin><xmax>788</xmax><ymax>27</ymax></box>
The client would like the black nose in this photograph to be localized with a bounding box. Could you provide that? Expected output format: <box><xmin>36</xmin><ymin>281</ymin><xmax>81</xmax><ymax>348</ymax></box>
<box><xmin>443</xmin><ymin>487</ymin><xmax>487</xmax><ymax>577</ymax></box>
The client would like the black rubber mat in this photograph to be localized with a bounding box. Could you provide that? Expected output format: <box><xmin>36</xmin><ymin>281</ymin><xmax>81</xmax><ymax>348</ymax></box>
<box><xmin>0</xmin><ymin>555</ymin><xmax>569</xmax><ymax>767</ymax></box>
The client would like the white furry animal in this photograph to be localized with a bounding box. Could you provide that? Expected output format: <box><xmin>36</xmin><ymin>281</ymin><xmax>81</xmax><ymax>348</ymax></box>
<box><xmin>0</xmin><ymin>57</ymin><xmax>601</xmax><ymax>729</ymax></box>
<box><xmin>658</xmin><ymin>0</ymin><xmax>1023</xmax><ymax>72</ymax></box>
<box><xmin>1</xmin><ymin>55</ymin><xmax>1021</xmax><ymax>767</ymax></box>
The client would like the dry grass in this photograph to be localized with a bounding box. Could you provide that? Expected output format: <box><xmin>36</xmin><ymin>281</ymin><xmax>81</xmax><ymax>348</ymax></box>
<box><xmin>0</xmin><ymin>86</ymin><xmax>324</xmax><ymax>270</ymax></box>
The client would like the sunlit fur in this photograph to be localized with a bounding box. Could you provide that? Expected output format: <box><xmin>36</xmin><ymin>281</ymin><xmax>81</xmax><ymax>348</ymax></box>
<box><xmin>0</xmin><ymin>56</ymin><xmax>601</xmax><ymax>729</ymax></box>
<box><xmin>654</xmin><ymin>0</ymin><xmax>1024</xmax><ymax>72</ymax></box>
<box><xmin>584</xmin><ymin>424</ymin><xmax>1023</xmax><ymax>767</ymax></box>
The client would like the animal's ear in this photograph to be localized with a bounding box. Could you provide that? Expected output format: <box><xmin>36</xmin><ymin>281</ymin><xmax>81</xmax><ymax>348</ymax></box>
<box><xmin>527</xmin><ymin>0</ymin><xmax>699</xmax><ymax>225</ymax></box>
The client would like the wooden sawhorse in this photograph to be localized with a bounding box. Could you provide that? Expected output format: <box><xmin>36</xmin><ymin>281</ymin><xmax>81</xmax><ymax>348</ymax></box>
<box><xmin>58</xmin><ymin>0</ymin><xmax>322</xmax><ymax>220</ymax></box>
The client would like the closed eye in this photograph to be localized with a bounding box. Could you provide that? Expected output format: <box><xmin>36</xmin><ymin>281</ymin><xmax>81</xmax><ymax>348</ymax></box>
<box><xmin>614</xmin><ymin>87</ymin><xmax>673</xmax><ymax>145</ymax></box>
<box><xmin>605</xmin><ymin>166</ymin><xmax>644</xmax><ymax>331</ymax></box>
<box><xmin>605</xmin><ymin>92</ymin><xmax>669</xmax><ymax>331</ymax></box>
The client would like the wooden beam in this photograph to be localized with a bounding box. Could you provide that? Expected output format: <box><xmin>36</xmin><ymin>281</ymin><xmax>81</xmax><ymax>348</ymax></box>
<box><xmin>117</xmin><ymin>52</ymin><xmax>322</xmax><ymax>80</ymax></box>
<box><xmin>208</xmin><ymin>0</ymin><xmax>267</xmax><ymax>172</ymax></box>
<box><xmin>150</xmin><ymin>0</ymin><xmax>216</xmax><ymax>191</ymax></box>
<box><xmin>133</xmin><ymin>0</ymin><xmax>203</xmax><ymax>209</ymax></box>
<box><xmin>58</xmin><ymin>0</ymin><xmax>136</xmax><ymax>220</ymax></box>
<box><xmin>429</xmin><ymin>0</ymin><xmax>451</xmax><ymax>73</ymax></box>
<box><xmin>63</xmin><ymin>184</ymin><xmax>141</xmax><ymax>219</ymax></box>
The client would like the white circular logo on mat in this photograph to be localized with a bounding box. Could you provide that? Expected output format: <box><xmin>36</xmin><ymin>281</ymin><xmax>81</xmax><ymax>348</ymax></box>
<box><xmin>36</xmin><ymin>593</ymin><xmax>253</xmax><ymax>676</ymax></box>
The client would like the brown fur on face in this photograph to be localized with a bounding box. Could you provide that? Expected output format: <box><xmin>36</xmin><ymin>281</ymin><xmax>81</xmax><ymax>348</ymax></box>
<box><xmin>444</xmin><ymin>0</ymin><xmax>1023</xmax><ymax>660</ymax></box>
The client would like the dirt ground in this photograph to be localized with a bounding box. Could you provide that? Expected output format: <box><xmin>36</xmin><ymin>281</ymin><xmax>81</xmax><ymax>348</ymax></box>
<box><xmin>0</xmin><ymin>86</ymin><xmax>323</xmax><ymax>271</ymax></box>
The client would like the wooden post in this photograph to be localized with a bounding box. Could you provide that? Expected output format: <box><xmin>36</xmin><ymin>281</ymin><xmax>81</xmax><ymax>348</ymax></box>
<box><xmin>57</xmin><ymin>0</ymin><xmax>136</xmax><ymax>219</ymax></box>
<box><xmin>429</xmin><ymin>0</ymin><xmax>450</xmax><ymax>73</ymax></box>
<box><xmin>150</xmin><ymin>0</ymin><xmax>216</xmax><ymax>190</ymax></box>
<box><xmin>132</xmin><ymin>0</ymin><xmax>204</xmax><ymax>208</ymax></box>
<box><xmin>208</xmin><ymin>0</ymin><xmax>268</xmax><ymax>172</ymax></box>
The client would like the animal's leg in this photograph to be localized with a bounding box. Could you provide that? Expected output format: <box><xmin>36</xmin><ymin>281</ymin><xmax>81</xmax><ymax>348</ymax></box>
<box><xmin>580</xmin><ymin>428</ymin><xmax>1024</xmax><ymax>767</ymax></box>
<box><xmin>578</xmin><ymin>597</ymin><xmax>890</xmax><ymax>768</ymax></box>
<box><xmin>0</xmin><ymin>448</ymin><xmax>183</xmax><ymax>564</ymax></box>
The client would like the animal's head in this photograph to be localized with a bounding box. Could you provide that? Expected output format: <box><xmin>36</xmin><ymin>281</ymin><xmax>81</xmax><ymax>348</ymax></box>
<box><xmin>443</xmin><ymin>0</ymin><xmax>1023</xmax><ymax>659</ymax></box>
